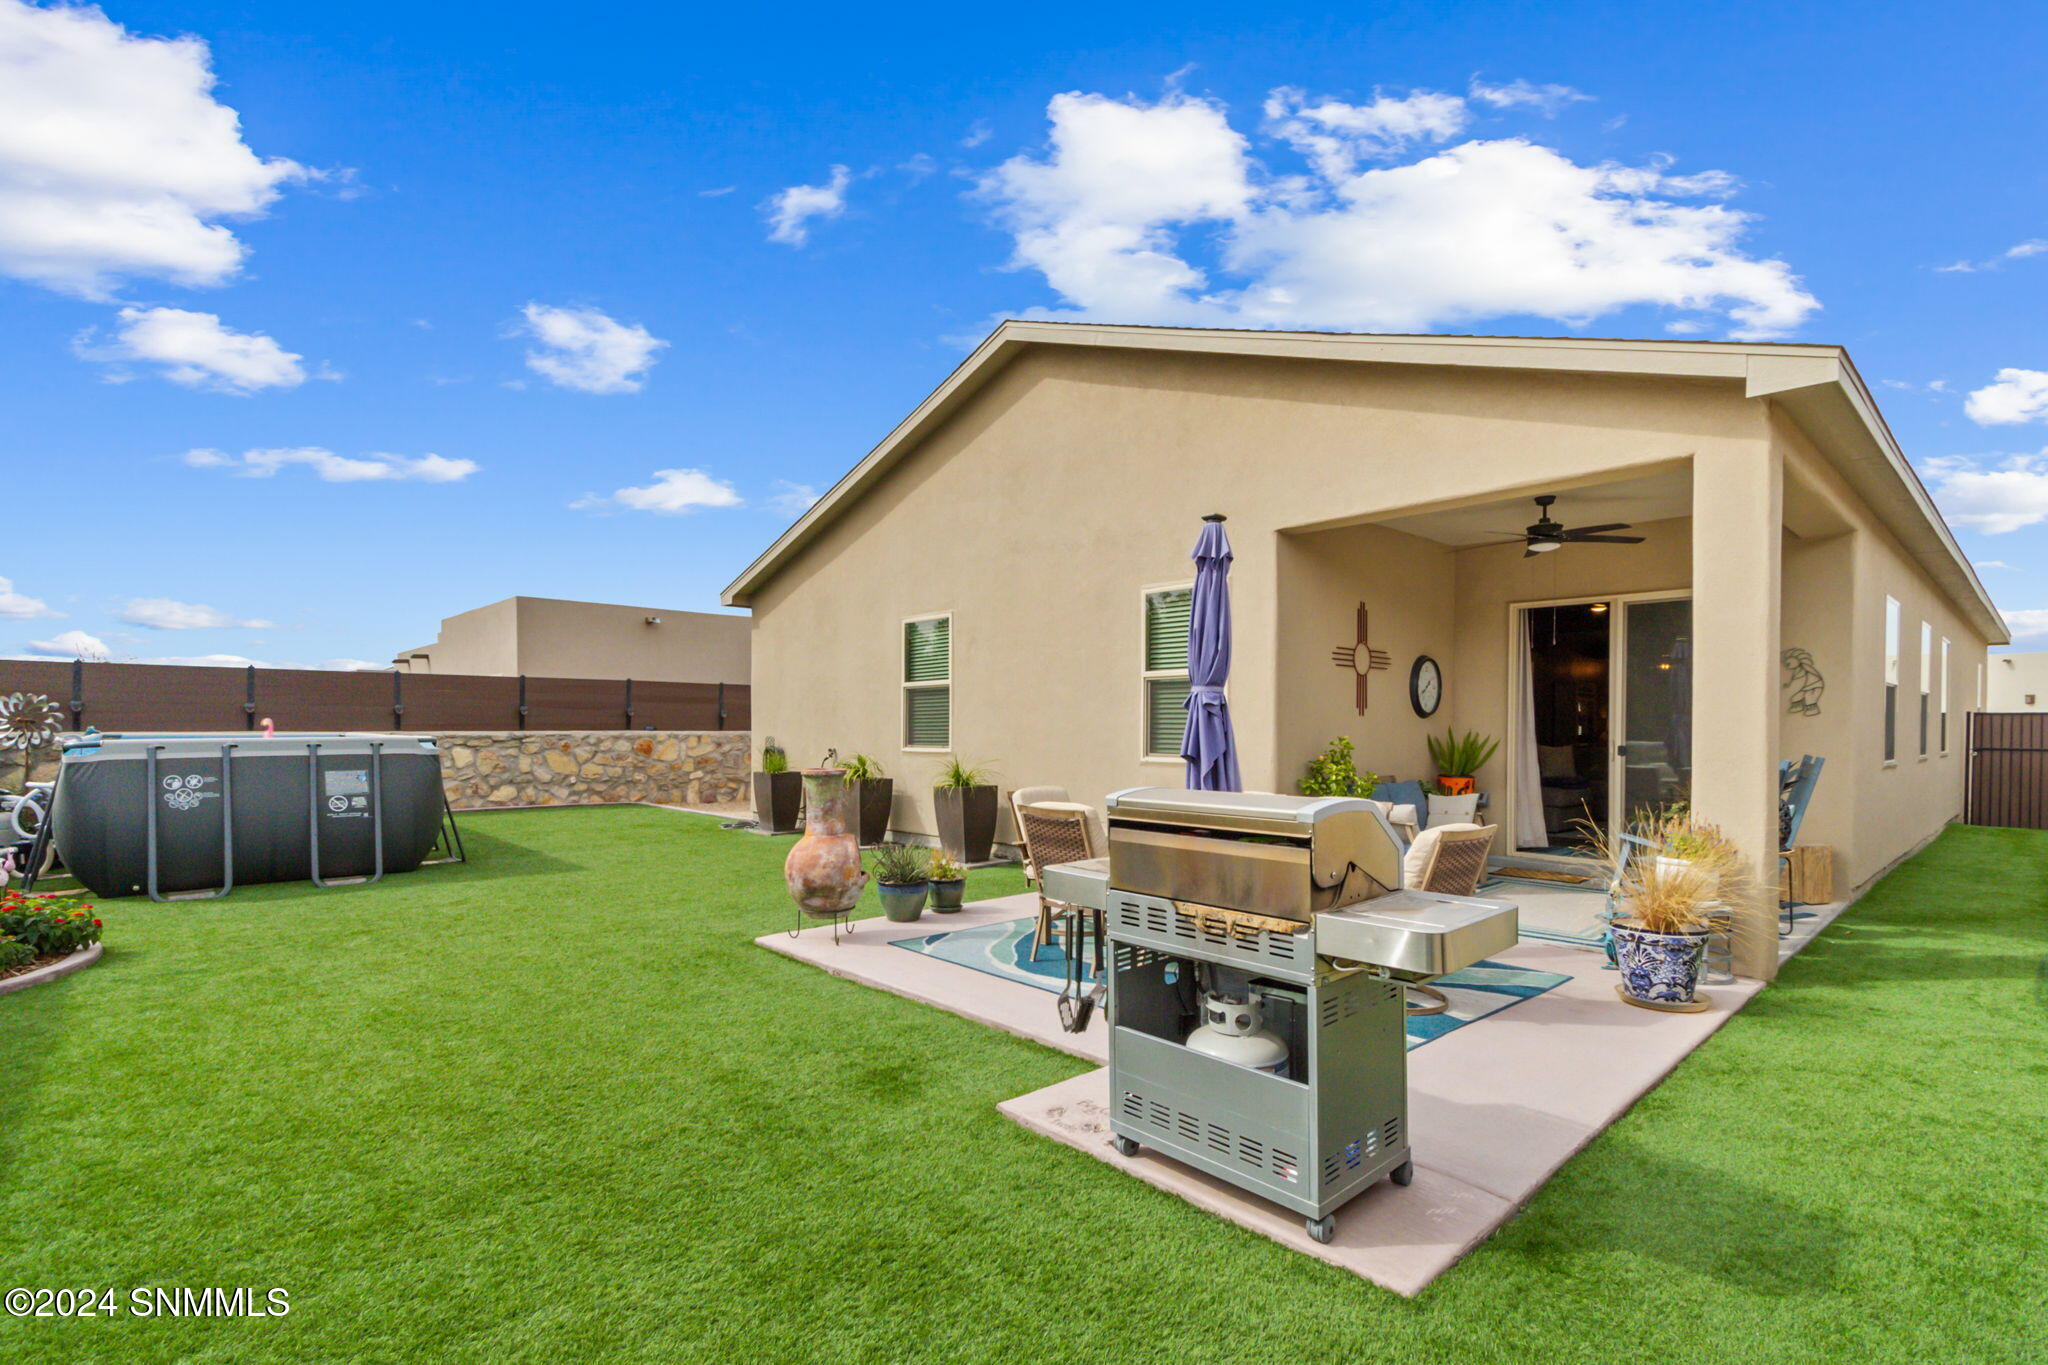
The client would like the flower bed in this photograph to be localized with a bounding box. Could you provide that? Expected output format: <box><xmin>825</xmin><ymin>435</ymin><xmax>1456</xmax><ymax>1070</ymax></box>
<box><xmin>0</xmin><ymin>890</ymin><xmax>103</xmax><ymax>983</ymax></box>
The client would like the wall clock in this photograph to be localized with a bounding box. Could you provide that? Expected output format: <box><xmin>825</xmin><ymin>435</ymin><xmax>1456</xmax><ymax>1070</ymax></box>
<box><xmin>1409</xmin><ymin>655</ymin><xmax>1443</xmax><ymax>718</ymax></box>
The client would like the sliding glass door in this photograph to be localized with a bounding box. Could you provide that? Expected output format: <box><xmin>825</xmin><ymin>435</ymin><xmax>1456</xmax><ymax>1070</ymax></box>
<box><xmin>1613</xmin><ymin>597</ymin><xmax>1693</xmax><ymax>831</ymax></box>
<box><xmin>1513</xmin><ymin>593</ymin><xmax>1691</xmax><ymax>855</ymax></box>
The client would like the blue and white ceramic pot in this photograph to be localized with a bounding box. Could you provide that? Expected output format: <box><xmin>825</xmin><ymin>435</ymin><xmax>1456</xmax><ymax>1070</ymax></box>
<box><xmin>1610</xmin><ymin>921</ymin><xmax>1709</xmax><ymax>1005</ymax></box>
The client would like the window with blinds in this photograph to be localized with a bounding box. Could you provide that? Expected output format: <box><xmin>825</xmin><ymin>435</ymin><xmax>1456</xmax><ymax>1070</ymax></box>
<box><xmin>1143</xmin><ymin>587</ymin><xmax>1193</xmax><ymax>757</ymax></box>
<box><xmin>1883</xmin><ymin>597</ymin><xmax>1900</xmax><ymax>762</ymax></box>
<box><xmin>903</xmin><ymin>615</ymin><xmax>950</xmax><ymax>748</ymax></box>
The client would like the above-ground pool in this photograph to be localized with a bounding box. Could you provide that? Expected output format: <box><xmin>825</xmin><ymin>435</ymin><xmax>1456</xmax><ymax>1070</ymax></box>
<box><xmin>52</xmin><ymin>733</ymin><xmax>446</xmax><ymax>899</ymax></box>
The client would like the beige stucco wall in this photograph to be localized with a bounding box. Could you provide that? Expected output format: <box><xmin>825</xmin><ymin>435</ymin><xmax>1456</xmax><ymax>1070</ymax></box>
<box><xmin>1274</xmin><ymin>524</ymin><xmax>1458</xmax><ymax>791</ymax></box>
<box><xmin>748</xmin><ymin>345</ymin><xmax>1766</xmax><ymax>846</ymax></box>
<box><xmin>396</xmin><ymin>597</ymin><xmax>750</xmax><ymax>684</ymax></box>
<box><xmin>1772</xmin><ymin>411</ymin><xmax>1990</xmax><ymax>891</ymax></box>
<box><xmin>746</xmin><ymin>343</ymin><xmax>1993</xmax><ymax>977</ymax></box>
<box><xmin>1987</xmin><ymin>652</ymin><xmax>2048</xmax><ymax>710</ymax></box>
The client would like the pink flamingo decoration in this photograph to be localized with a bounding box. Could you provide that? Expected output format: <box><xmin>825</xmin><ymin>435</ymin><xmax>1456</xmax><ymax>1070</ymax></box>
<box><xmin>259</xmin><ymin>717</ymin><xmax>276</xmax><ymax>738</ymax></box>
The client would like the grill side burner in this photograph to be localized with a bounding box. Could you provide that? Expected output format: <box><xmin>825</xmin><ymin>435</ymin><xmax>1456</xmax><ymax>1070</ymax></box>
<box><xmin>1087</xmin><ymin>787</ymin><xmax>1517</xmax><ymax>1244</ymax></box>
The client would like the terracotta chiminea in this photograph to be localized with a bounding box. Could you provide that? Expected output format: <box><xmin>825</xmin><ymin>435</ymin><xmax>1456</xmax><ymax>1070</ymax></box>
<box><xmin>784</xmin><ymin>768</ymin><xmax>868</xmax><ymax>919</ymax></box>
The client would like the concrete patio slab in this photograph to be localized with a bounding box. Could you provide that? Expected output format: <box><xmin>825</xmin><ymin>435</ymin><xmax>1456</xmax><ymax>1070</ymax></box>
<box><xmin>757</xmin><ymin>893</ymin><xmax>1107</xmax><ymax>1063</ymax></box>
<box><xmin>998</xmin><ymin>1068</ymin><xmax>1514</xmax><ymax>1298</ymax></box>
<box><xmin>759</xmin><ymin>890</ymin><xmax>1781</xmax><ymax>1296</ymax></box>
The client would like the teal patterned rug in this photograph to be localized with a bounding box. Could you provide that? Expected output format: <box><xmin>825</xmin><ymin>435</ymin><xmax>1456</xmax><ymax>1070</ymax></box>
<box><xmin>890</xmin><ymin>918</ymin><xmax>1572</xmax><ymax>1050</ymax></box>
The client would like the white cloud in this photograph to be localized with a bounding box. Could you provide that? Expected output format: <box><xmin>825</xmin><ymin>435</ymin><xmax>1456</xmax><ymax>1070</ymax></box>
<box><xmin>0</xmin><ymin>576</ymin><xmax>60</xmax><ymax>621</ymax></box>
<box><xmin>1975</xmin><ymin>560</ymin><xmax>2014</xmax><ymax>571</ymax></box>
<box><xmin>0</xmin><ymin>0</ymin><xmax>306</xmax><ymax>297</ymax></box>
<box><xmin>2003</xmin><ymin>610</ymin><xmax>2048</xmax><ymax>641</ymax></box>
<box><xmin>1964</xmin><ymin>369</ymin><xmax>2048</xmax><ymax>426</ymax></box>
<box><xmin>1923</xmin><ymin>450</ymin><xmax>2048</xmax><ymax>534</ymax></box>
<box><xmin>976</xmin><ymin>88</ymin><xmax>1816</xmax><ymax>339</ymax></box>
<box><xmin>698</xmin><ymin>185</ymin><xmax>736</xmax><ymax>197</ymax></box>
<box><xmin>1935</xmin><ymin>239</ymin><xmax>2047</xmax><ymax>274</ymax></box>
<box><xmin>118</xmin><ymin>597</ymin><xmax>272</xmax><ymax>630</ymax></box>
<box><xmin>515</xmin><ymin>303</ymin><xmax>666</xmax><ymax>394</ymax></box>
<box><xmin>183</xmin><ymin>447</ymin><xmax>479</xmax><ymax>482</ymax></box>
<box><xmin>769</xmin><ymin>479</ymin><xmax>821</xmax><ymax>514</ymax></box>
<box><xmin>962</xmin><ymin>121</ymin><xmax>994</xmax><ymax>149</ymax></box>
<box><xmin>77</xmin><ymin>306</ymin><xmax>305</xmax><ymax>393</ymax></box>
<box><xmin>765</xmin><ymin>165</ymin><xmax>852</xmax><ymax>246</ymax></box>
<box><xmin>572</xmin><ymin>468</ymin><xmax>743</xmax><ymax>515</ymax></box>
<box><xmin>25</xmin><ymin>629</ymin><xmax>108</xmax><ymax>660</ymax></box>
<box><xmin>1264</xmin><ymin>87</ymin><xmax>1471</xmax><ymax>177</ymax></box>
<box><xmin>1468</xmin><ymin>78</ymin><xmax>1592</xmax><ymax>115</ymax></box>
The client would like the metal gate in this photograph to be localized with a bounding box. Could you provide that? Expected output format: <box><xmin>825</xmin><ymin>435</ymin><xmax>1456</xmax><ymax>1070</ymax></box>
<box><xmin>1966</xmin><ymin>712</ymin><xmax>2048</xmax><ymax>830</ymax></box>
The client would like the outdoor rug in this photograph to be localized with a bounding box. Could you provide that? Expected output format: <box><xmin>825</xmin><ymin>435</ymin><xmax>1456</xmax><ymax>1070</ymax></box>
<box><xmin>891</xmin><ymin>918</ymin><xmax>1571</xmax><ymax>1050</ymax></box>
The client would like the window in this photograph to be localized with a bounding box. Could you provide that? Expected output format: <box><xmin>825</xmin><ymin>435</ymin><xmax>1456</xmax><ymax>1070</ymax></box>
<box><xmin>1919</xmin><ymin>621</ymin><xmax>1932</xmax><ymax>757</ymax></box>
<box><xmin>1940</xmin><ymin>637</ymin><xmax>1951</xmax><ymax>752</ymax></box>
<box><xmin>1143</xmin><ymin>586</ymin><xmax>1193</xmax><ymax>758</ymax></box>
<box><xmin>1883</xmin><ymin>598</ymin><xmax>1900</xmax><ymax>762</ymax></box>
<box><xmin>903</xmin><ymin>615</ymin><xmax>950</xmax><ymax>749</ymax></box>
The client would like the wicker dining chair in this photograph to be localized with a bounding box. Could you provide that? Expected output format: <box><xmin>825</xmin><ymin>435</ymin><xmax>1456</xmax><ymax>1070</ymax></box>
<box><xmin>1403</xmin><ymin>824</ymin><xmax>1498</xmax><ymax>1015</ymax></box>
<box><xmin>1412</xmin><ymin>824</ymin><xmax>1498</xmax><ymax>897</ymax></box>
<box><xmin>1016</xmin><ymin>801</ymin><xmax>1096</xmax><ymax>960</ymax></box>
<box><xmin>1009</xmin><ymin>785</ymin><xmax>1070</xmax><ymax>886</ymax></box>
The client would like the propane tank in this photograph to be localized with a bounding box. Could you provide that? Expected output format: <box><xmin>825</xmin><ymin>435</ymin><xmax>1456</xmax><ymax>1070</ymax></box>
<box><xmin>1184</xmin><ymin>990</ymin><xmax>1290</xmax><ymax>1074</ymax></box>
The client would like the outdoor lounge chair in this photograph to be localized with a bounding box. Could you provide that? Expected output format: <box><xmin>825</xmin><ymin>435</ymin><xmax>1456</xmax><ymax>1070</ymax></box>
<box><xmin>1779</xmin><ymin>755</ymin><xmax>1826</xmax><ymax>936</ymax></box>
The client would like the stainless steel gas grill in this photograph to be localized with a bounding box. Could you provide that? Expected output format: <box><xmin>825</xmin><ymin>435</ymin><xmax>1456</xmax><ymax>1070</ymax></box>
<box><xmin>1095</xmin><ymin>787</ymin><xmax>1517</xmax><ymax>1243</ymax></box>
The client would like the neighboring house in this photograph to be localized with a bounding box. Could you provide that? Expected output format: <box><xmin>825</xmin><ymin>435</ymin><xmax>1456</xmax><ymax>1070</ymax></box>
<box><xmin>722</xmin><ymin>322</ymin><xmax>2008</xmax><ymax>979</ymax></box>
<box><xmin>394</xmin><ymin>596</ymin><xmax>750</xmax><ymax>685</ymax></box>
<box><xmin>1986</xmin><ymin>652</ymin><xmax>2048</xmax><ymax>711</ymax></box>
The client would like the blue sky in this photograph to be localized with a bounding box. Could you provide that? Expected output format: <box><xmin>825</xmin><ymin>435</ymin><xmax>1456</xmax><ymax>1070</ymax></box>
<box><xmin>3</xmin><ymin>0</ymin><xmax>2045</xmax><ymax>667</ymax></box>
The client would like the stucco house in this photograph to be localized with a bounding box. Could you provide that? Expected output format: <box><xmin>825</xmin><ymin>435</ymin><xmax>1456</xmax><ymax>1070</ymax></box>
<box><xmin>393</xmin><ymin>595</ymin><xmax>750</xmax><ymax>685</ymax></box>
<box><xmin>722</xmin><ymin>322</ymin><xmax>2009</xmax><ymax>979</ymax></box>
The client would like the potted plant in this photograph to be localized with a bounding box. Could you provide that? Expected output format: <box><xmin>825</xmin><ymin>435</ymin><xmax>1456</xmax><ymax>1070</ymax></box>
<box><xmin>842</xmin><ymin>752</ymin><xmax>894</xmax><ymax>846</ymax></box>
<box><xmin>869</xmin><ymin>842</ymin><xmax>931</xmax><ymax>922</ymax></box>
<box><xmin>1297</xmin><ymin>736</ymin><xmax>1378</xmax><ymax>798</ymax></box>
<box><xmin>933</xmin><ymin>758</ymin><xmax>999</xmax><ymax>865</ymax></box>
<box><xmin>1606</xmin><ymin>855</ymin><xmax>1718</xmax><ymax>1008</ymax></box>
<box><xmin>1427</xmin><ymin>729</ymin><xmax>1499</xmax><ymax>797</ymax></box>
<box><xmin>751</xmin><ymin>738</ymin><xmax>802</xmax><ymax>834</ymax></box>
<box><xmin>927</xmin><ymin>850</ymin><xmax>967</xmax><ymax>912</ymax></box>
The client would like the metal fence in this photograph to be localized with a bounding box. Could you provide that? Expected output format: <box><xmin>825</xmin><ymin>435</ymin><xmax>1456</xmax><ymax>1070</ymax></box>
<box><xmin>1966</xmin><ymin>711</ymin><xmax>2048</xmax><ymax>831</ymax></box>
<box><xmin>0</xmin><ymin>660</ymin><xmax>749</xmax><ymax>734</ymax></box>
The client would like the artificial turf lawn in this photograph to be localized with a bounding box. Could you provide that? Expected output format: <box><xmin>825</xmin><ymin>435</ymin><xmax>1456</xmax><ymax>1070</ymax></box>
<box><xmin>1</xmin><ymin>807</ymin><xmax>2043</xmax><ymax>1364</ymax></box>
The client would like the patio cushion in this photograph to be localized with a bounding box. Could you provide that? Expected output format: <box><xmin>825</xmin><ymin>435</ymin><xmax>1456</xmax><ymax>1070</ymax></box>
<box><xmin>1375</xmin><ymin>779</ymin><xmax>1429</xmax><ymax>820</ymax></box>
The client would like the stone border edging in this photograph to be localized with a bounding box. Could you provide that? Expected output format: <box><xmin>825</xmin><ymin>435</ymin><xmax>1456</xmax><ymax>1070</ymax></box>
<box><xmin>0</xmin><ymin>941</ymin><xmax>103</xmax><ymax>996</ymax></box>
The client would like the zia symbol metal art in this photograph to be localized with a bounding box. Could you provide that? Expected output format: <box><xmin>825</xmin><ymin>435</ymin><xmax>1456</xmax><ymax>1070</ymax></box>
<box><xmin>1330</xmin><ymin>603</ymin><xmax>1391</xmax><ymax>714</ymax></box>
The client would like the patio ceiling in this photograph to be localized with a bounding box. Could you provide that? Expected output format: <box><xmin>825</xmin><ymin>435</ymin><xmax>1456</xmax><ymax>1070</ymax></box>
<box><xmin>1373</xmin><ymin>467</ymin><xmax>1693</xmax><ymax>548</ymax></box>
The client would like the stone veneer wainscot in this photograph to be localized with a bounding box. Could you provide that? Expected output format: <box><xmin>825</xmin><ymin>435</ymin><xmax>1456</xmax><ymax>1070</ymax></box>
<box><xmin>437</xmin><ymin>731</ymin><xmax>749</xmax><ymax>810</ymax></box>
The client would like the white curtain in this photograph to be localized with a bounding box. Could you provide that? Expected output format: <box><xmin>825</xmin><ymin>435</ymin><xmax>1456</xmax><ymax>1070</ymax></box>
<box><xmin>1514</xmin><ymin>612</ymin><xmax>1548</xmax><ymax>848</ymax></box>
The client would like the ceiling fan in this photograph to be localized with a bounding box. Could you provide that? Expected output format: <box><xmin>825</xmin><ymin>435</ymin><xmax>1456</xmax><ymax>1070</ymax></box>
<box><xmin>1505</xmin><ymin>494</ymin><xmax>1645</xmax><ymax>557</ymax></box>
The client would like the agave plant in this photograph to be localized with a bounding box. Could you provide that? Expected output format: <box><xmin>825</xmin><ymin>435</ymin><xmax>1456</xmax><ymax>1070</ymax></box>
<box><xmin>1426</xmin><ymin>729</ymin><xmax>1499</xmax><ymax>778</ymax></box>
<box><xmin>868</xmin><ymin>842</ymin><xmax>931</xmax><ymax>886</ymax></box>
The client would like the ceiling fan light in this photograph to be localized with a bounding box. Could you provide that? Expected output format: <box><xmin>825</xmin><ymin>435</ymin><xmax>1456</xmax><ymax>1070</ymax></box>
<box><xmin>1528</xmin><ymin>539</ymin><xmax>1561</xmax><ymax>553</ymax></box>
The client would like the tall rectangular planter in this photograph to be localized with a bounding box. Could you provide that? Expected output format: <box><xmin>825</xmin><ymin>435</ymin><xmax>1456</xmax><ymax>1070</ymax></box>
<box><xmin>753</xmin><ymin>771</ymin><xmax>802</xmax><ymax>833</ymax></box>
<box><xmin>852</xmin><ymin>778</ymin><xmax>894</xmax><ymax>846</ymax></box>
<box><xmin>934</xmin><ymin>785</ymin><xmax>998</xmax><ymax>863</ymax></box>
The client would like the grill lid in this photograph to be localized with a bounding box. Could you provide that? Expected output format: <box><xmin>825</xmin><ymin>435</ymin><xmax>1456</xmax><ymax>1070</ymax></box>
<box><xmin>1104</xmin><ymin>787</ymin><xmax>1373</xmax><ymax>836</ymax></box>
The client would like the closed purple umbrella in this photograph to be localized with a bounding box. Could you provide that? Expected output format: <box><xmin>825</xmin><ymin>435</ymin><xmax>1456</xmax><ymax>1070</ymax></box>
<box><xmin>1181</xmin><ymin>514</ymin><xmax>1242</xmax><ymax>792</ymax></box>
